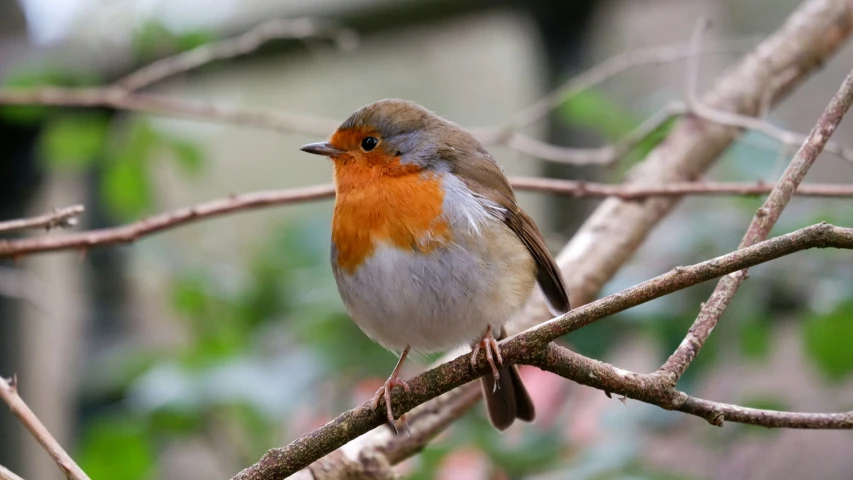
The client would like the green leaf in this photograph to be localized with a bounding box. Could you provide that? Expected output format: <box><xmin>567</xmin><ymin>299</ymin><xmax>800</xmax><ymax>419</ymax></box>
<box><xmin>77</xmin><ymin>416</ymin><xmax>155</xmax><ymax>480</ymax></box>
<box><xmin>38</xmin><ymin>114</ymin><xmax>109</xmax><ymax>169</ymax></box>
<box><xmin>803</xmin><ymin>300</ymin><xmax>853</xmax><ymax>381</ymax></box>
<box><xmin>557</xmin><ymin>89</ymin><xmax>638</xmax><ymax>139</ymax></box>
<box><xmin>100</xmin><ymin>158</ymin><xmax>151</xmax><ymax>220</ymax></box>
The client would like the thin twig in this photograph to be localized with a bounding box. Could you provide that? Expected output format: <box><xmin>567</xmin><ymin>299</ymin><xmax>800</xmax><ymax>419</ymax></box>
<box><xmin>509</xmin><ymin>177</ymin><xmax>853</xmax><ymax>198</ymax></box>
<box><xmin>537</xmin><ymin>343</ymin><xmax>853</xmax><ymax>428</ymax></box>
<box><xmin>0</xmin><ymin>184</ymin><xmax>334</xmax><ymax>258</ymax></box>
<box><xmin>659</xmin><ymin>60</ymin><xmax>853</xmax><ymax>379</ymax></box>
<box><xmin>116</xmin><ymin>18</ymin><xmax>358</xmax><ymax>92</ymax></box>
<box><xmin>0</xmin><ymin>205</ymin><xmax>84</xmax><ymax>234</ymax></box>
<box><xmin>2</xmin><ymin>179</ymin><xmax>851</xmax><ymax>260</ymax></box>
<box><xmin>0</xmin><ymin>465</ymin><xmax>25</xmax><ymax>480</ymax></box>
<box><xmin>518</xmin><ymin>0</ymin><xmax>853</xmax><ymax>324</ymax></box>
<box><xmin>684</xmin><ymin>19</ymin><xmax>853</xmax><ymax>165</ymax></box>
<box><xmin>0</xmin><ymin>376</ymin><xmax>90</xmax><ymax>480</ymax></box>
<box><xmin>0</xmin><ymin>88</ymin><xmax>340</xmax><ymax>136</ymax></box>
<box><xmin>232</xmin><ymin>223</ymin><xmax>853</xmax><ymax>479</ymax></box>
<box><xmin>0</xmin><ymin>38</ymin><xmax>770</xmax><ymax>168</ymax></box>
<box><xmin>499</xmin><ymin>38</ymin><xmax>755</xmax><ymax>132</ymax></box>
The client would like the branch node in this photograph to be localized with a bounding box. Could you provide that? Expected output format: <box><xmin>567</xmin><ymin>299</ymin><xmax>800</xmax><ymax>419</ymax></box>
<box><xmin>5</xmin><ymin>375</ymin><xmax>16</xmax><ymax>393</ymax></box>
<box><xmin>708</xmin><ymin>409</ymin><xmax>725</xmax><ymax>427</ymax></box>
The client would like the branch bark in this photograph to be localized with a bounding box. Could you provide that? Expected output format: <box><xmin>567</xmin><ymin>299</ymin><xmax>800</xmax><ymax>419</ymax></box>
<box><xmin>522</xmin><ymin>0</ymin><xmax>853</xmax><ymax>324</ymax></box>
<box><xmin>232</xmin><ymin>222</ymin><xmax>853</xmax><ymax>479</ymax></box>
<box><xmin>115</xmin><ymin>18</ymin><xmax>358</xmax><ymax>92</ymax></box>
<box><xmin>0</xmin><ymin>465</ymin><xmax>25</xmax><ymax>480</ymax></box>
<box><xmin>2</xmin><ymin>179</ymin><xmax>851</xmax><ymax>259</ymax></box>
<box><xmin>0</xmin><ymin>376</ymin><xmax>90</xmax><ymax>480</ymax></box>
<box><xmin>661</xmin><ymin>66</ymin><xmax>853</xmax><ymax>379</ymax></box>
<box><xmin>0</xmin><ymin>205</ymin><xmax>84</xmax><ymax>234</ymax></box>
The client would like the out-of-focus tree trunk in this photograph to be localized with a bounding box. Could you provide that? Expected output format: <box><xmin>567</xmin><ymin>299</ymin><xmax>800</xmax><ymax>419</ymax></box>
<box><xmin>0</xmin><ymin>1</ymin><xmax>42</xmax><ymax>475</ymax></box>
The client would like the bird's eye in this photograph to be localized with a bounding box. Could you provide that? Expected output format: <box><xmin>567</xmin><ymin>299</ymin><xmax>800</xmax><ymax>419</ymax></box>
<box><xmin>361</xmin><ymin>136</ymin><xmax>378</xmax><ymax>152</ymax></box>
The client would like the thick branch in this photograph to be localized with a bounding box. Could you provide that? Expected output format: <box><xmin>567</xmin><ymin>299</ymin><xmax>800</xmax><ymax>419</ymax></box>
<box><xmin>232</xmin><ymin>223</ymin><xmax>853</xmax><ymax>479</ymax></box>
<box><xmin>0</xmin><ymin>376</ymin><xmax>90</xmax><ymax>480</ymax></box>
<box><xmin>0</xmin><ymin>205</ymin><xmax>84</xmax><ymax>234</ymax></box>
<box><xmin>301</xmin><ymin>385</ymin><xmax>481</xmax><ymax>479</ymax></box>
<box><xmin>661</xmin><ymin>66</ymin><xmax>853</xmax><ymax>380</ymax></box>
<box><xmin>520</xmin><ymin>0</ymin><xmax>853</xmax><ymax>328</ymax></box>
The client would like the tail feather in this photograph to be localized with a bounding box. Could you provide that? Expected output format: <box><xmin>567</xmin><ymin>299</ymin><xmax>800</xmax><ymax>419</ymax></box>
<box><xmin>481</xmin><ymin>365</ymin><xmax>535</xmax><ymax>430</ymax></box>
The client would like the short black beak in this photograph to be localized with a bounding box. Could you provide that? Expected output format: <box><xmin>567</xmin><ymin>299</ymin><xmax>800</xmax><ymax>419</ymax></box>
<box><xmin>300</xmin><ymin>142</ymin><xmax>344</xmax><ymax>157</ymax></box>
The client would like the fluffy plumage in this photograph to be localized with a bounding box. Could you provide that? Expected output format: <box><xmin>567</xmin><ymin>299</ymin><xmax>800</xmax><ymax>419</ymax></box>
<box><xmin>301</xmin><ymin>99</ymin><xmax>571</xmax><ymax>431</ymax></box>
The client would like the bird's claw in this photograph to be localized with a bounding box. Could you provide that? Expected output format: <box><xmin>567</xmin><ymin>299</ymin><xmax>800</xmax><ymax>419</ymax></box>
<box><xmin>371</xmin><ymin>375</ymin><xmax>411</xmax><ymax>434</ymax></box>
<box><xmin>471</xmin><ymin>327</ymin><xmax>504</xmax><ymax>392</ymax></box>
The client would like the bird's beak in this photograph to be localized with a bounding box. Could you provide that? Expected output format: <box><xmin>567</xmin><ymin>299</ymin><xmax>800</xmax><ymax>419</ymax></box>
<box><xmin>300</xmin><ymin>141</ymin><xmax>344</xmax><ymax>157</ymax></box>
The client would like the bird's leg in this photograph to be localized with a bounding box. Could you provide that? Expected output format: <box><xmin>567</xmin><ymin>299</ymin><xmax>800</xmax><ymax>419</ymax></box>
<box><xmin>371</xmin><ymin>345</ymin><xmax>411</xmax><ymax>434</ymax></box>
<box><xmin>471</xmin><ymin>326</ymin><xmax>503</xmax><ymax>390</ymax></box>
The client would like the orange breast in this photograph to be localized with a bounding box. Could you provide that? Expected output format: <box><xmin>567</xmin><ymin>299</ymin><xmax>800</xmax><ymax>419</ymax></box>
<box><xmin>332</xmin><ymin>159</ymin><xmax>451</xmax><ymax>273</ymax></box>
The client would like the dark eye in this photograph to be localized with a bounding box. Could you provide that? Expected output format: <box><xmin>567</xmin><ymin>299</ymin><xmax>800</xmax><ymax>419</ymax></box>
<box><xmin>361</xmin><ymin>136</ymin><xmax>378</xmax><ymax>151</ymax></box>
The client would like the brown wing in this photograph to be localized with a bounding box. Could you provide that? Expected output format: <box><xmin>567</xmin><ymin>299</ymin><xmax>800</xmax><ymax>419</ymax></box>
<box><xmin>444</xmin><ymin>141</ymin><xmax>571</xmax><ymax>315</ymax></box>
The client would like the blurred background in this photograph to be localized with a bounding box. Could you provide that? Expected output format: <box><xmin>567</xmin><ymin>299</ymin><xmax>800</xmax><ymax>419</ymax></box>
<box><xmin>2</xmin><ymin>0</ymin><xmax>853</xmax><ymax>478</ymax></box>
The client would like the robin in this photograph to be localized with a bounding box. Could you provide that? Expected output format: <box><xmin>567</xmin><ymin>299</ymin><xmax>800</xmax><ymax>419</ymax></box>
<box><xmin>300</xmin><ymin>99</ymin><xmax>570</xmax><ymax>431</ymax></box>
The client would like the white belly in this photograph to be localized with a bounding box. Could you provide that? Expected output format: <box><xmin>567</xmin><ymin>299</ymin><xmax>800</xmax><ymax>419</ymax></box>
<box><xmin>331</xmin><ymin>221</ymin><xmax>536</xmax><ymax>353</ymax></box>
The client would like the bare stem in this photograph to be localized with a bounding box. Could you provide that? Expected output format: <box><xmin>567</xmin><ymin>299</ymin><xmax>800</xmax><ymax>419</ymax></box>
<box><xmin>0</xmin><ymin>376</ymin><xmax>90</xmax><ymax>480</ymax></box>
<box><xmin>1</xmin><ymin>179</ymin><xmax>851</xmax><ymax>260</ymax></box>
<box><xmin>660</xmin><ymin>66</ymin><xmax>853</xmax><ymax>380</ymax></box>
<box><xmin>0</xmin><ymin>205</ymin><xmax>84</xmax><ymax>234</ymax></box>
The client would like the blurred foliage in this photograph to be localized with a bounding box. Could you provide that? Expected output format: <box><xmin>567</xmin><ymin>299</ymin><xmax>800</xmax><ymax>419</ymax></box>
<box><xmin>803</xmin><ymin>299</ymin><xmax>853</xmax><ymax>381</ymax></box>
<box><xmin>132</xmin><ymin>21</ymin><xmax>215</xmax><ymax>66</ymax></box>
<box><xmin>557</xmin><ymin>88</ymin><xmax>677</xmax><ymax>172</ymax></box>
<box><xmin>78</xmin><ymin>415</ymin><xmax>155</xmax><ymax>480</ymax></box>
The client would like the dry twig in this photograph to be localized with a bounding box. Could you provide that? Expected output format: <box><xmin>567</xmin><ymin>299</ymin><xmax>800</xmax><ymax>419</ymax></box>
<box><xmin>1</xmin><ymin>179</ymin><xmax>851</xmax><ymax>260</ymax></box>
<box><xmin>0</xmin><ymin>464</ymin><xmax>25</xmax><ymax>480</ymax></box>
<box><xmin>116</xmin><ymin>18</ymin><xmax>358</xmax><ymax>92</ymax></box>
<box><xmin>683</xmin><ymin>18</ymin><xmax>853</xmax><ymax>165</ymax></box>
<box><xmin>521</xmin><ymin>0</ymin><xmax>853</xmax><ymax>320</ymax></box>
<box><xmin>0</xmin><ymin>205</ymin><xmax>84</xmax><ymax>234</ymax></box>
<box><xmin>0</xmin><ymin>376</ymin><xmax>90</xmax><ymax>480</ymax></box>
<box><xmin>660</xmin><ymin>65</ymin><xmax>853</xmax><ymax>379</ymax></box>
<box><xmin>0</xmin><ymin>36</ymin><xmax>785</xmax><ymax>167</ymax></box>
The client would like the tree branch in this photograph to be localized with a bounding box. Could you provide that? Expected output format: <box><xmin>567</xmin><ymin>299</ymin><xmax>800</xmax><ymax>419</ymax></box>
<box><xmin>232</xmin><ymin>222</ymin><xmax>853</xmax><ymax>479</ymax></box>
<box><xmin>0</xmin><ymin>185</ymin><xmax>334</xmax><ymax>258</ymax></box>
<box><xmin>115</xmin><ymin>18</ymin><xmax>358</xmax><ymax>92</ymax></box>
<box><xmin>661</xmin><ymin>66</ymin><xmax>853</xmax><ymax>380</ymax></box>
<box><xmin>537</xmin><ymin>343</ymin><xmax>853</xmax><ymax>429</ymax></box>
<box><xmin>0</xmin><ymin>376</ymin><xmax>90</xmax><ymax>480</ymax></box>
<box><xmin>520</xmin><ymin>0</ymin><xmax>853</xmax><ymax>327</ymax></box>
<box><xmin>684</xmin><ymin>20</ymin><xmax>853</xmax><ymax>165</ymax></box>
<box><xmin>0</xmin><ymin>205</ymin><xmax>84</xmax><ymax>234</ymax></box>
<box><xmin>2</xmin><ymin>179</ymin><xmax>851</xmax><ymax>260</ymax></box>
<box><xmin>0</xmin><ymin>465</ymin><xmax>25</xmax><ymax>480</ymax></box>
<box><xmin>2</xmin><ymin>34</ymin><xmax>816</xmax><ymax>167</ymax></box>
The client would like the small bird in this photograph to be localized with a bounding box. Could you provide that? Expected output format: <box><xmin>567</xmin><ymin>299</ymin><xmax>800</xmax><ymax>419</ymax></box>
<box><xmin>300</xmin><ymin>99</ymin><xmax>570</xmax><ymax>431</ymax></box>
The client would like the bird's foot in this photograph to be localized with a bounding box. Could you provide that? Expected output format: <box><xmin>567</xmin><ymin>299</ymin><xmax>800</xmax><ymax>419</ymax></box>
<box><xmin>471</xmin><ymin>326</ymin><xmax>503</xmax><ymax>392</ymax></box>
<box><xmin>372</xmin><ymin>373</ymin><xmax>411</xmax><ymax>434</ymax></box>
